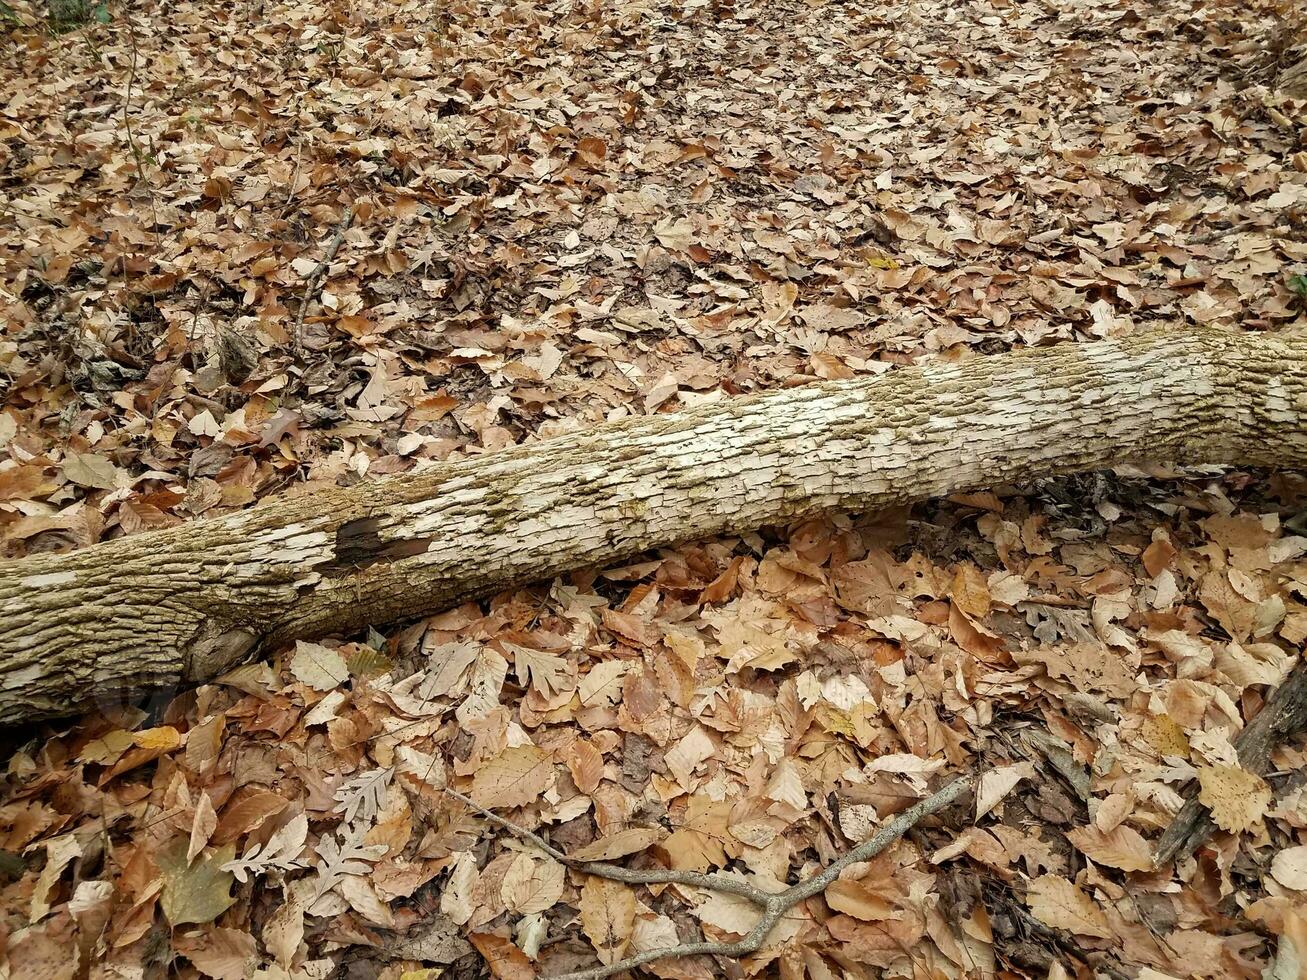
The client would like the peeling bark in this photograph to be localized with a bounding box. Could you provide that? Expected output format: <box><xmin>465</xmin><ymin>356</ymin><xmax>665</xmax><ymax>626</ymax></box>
<box><xmin>2</xmin><ymin>328</ymin><xmax>1307</xmax><ymax>723</ymax></box>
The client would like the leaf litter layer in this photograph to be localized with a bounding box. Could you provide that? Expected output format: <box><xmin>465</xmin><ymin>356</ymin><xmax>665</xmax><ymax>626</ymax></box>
<box><xmin>1</xmin><ymin>0</ymin><xmax>1307</xmax><ymax>975</ymax></box>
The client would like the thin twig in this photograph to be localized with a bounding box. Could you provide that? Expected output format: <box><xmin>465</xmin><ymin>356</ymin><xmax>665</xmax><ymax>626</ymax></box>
<box><xmin>293</xmin><ymin>205</ymin><xmax>355</xmax><ymax>348</ymax></box>
<box><xmin>443</xmin><ymin>788</ymin><xmax>773</xmax><ymax>904</ymax></box>
<box><xmin>447</xmin><ymin>773</ymin><xmax>977</xmax><ymax>980</ymax></box>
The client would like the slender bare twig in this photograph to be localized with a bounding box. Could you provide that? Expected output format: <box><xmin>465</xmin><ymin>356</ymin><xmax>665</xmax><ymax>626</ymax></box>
<box><xmin>443</xmin><ymin>788</ymin><xmax>773</xmax><ymax>904</ymax></box>
<box><xmin>447</xmin><ymin>773</ymin><xmax>977</xmax><ymax>980</ymax></box>
<box><xmin>293</xmin><ymin>205</ymin><xmax>355</xmax><ymax>348</ymax></box>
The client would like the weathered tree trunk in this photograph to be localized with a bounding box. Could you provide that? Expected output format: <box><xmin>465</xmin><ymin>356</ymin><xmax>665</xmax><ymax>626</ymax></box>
<box><xmin>2</xmin><ymin>328</ymin><xmax>1306</xmax><ymax>723</ymax></box>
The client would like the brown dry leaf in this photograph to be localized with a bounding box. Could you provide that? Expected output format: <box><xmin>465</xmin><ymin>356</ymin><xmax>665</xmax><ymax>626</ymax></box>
<box><xmin>1197</xmin><ymin>764</ymin><xmax>1271</xmax><ymax>834</ymax></box>
<box><xmin>950</xmin><ymin>563</ymin><xmax>992</xmax><ymax>620</ymax></box>
<box><xmin>579</xmin><ymin>876</ymin><xmax>637</xmax><ymax>964</ymax></box>
<box><xmin>1066</xmin><ymin>824</ymin><xmax>1153</xmax><ymax>872</ymax></box>
<box><xmin>471</xmin><ymin>745</ymin><xmax>556</xmax><ymax>809</ymax></box>
<box><xmin>1026</xmin><ymin>875</ymin><xmax>1112</xmax><ymax>939</ymax></box>
<box><xmin>569</xmin><ymin>827</ymin><xmax>667</xmax><ymax>862</ymax></box>
<box><xmin>565</xmin><ymin>739</ymin><xmax>604</xmax><ymax>795</ymax></box>
<box><xmin>468</xmin><ymin>931</ymin><xmax>535</xmax><ymax>980</ymax></box>
<box><xmin>825</xmin><ymin>878</ymin><xmax>897</xmax><ymax>921</ymax></box>
<box><xmin>174</xmin><ymin>926</ymin><xmax>258</xmax><ymax>980</ymax></box>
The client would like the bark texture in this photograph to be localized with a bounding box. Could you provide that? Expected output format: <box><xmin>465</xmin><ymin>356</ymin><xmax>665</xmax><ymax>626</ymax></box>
<box><xmin>2</xmin><ymin>328</ymin><xmax>1307</xmax><ymax>722</ymax></box>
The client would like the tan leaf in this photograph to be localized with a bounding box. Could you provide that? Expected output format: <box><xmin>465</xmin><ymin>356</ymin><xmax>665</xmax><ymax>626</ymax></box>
<box><xmin>1197</xmin><ymin>764</ymin><xmax>1271</xmax><ymax>834</ymax></box>
<box><xmin>950</xmin><ymin>563</ymin><xmax>991</xmax><ymax>620</ymax></box>
<box><xmin>290</xmin><ymin>640</ymin><xmax>349</xmax><ymax>691</ymax></box>
<box><xmin>1141</xmin><ymin>713</ymin><xmax>1190</xmax><ymax>758</ymax></box>
<box><xmin>509</xmin><ymin>644</ymin><xmax>573</xmax><ymax>699</ymax></box>
<box><xmin>440</xmin><ymin>852</ymin><xmax>479</xmax><ymax>926</ymax></box>
<box><xmin>1026</xmin><ymin>875</ymin><xmax>1111</xmax><ymax>939</ymax></box>
<box><xmin>30</xmin><ymin>834</ymin><xmax>81</xmax><ymax>923</ymax></box>
<box><xmin>1094</xmin><ymin>793</ymin><xmax>1134</xmax><ymax>833</ymax></box>
<box><xmin>213</xmin><ymin>790</ymin><xmax>289</xmax><ymax>844</ymax></box>
<box><xmin>1066</xmin><ymin>824</ymin><xmax>1152</xmax><ymax>872</ymax></box>
<box><xmin>262</xmin><ymin>886</ymin><xmax>306</xmax><ymax>967</ymax></box>
<box><xmin>341</xmin><ymin>875</ymin><xmax>395</xmax><ymax>927</ymax></box>
<box><xmin>62</xmin><ymin>451</ymin><xmax>121</xmax><ymax>490</ymax></box>
<box><xmin>569</xmin><ymin>827</ymin><xmax>666</xmax><ymax>862</ymax></box>
<box><xmin>565</xmin><ymin>739</ymin><xmax>604</xmax><ymax>795</ymax></box>
<box><xmin>1270</xmin><ymin>845</ymin><xmax>1307</xmax><ymax>891</ymax></box>
<box><xmin>975</xmin><ymin>762</ymin><xmax>1034</xmax><ymax>819</ymax></box>
<box><xmin>825</xmin><ymin>878</ymin><xmax>897</xmax><ymax>921</ymax></box>
<box><xmin>174</xmin><ymin>926</ymin><xmax>257</xmax><ymax>980</ymax></box>
<box><xmin>188</xmin><ymin>793</ymin><xmax>218</xmax><ymax>863</ymax></box>
<box><xmin>77</xmin><ymin>730</ymin><xmax>134</xmax><ymax>766</ymax></box>
<box><xmin>471</xmin><ymin>745</ymin><xmax>556</xmax><ymax>809</ymax></box>
<box><xmin>579</xmin><ymin>876</ymin><xmax>636</xmax><ymax>964</ymax></box>
<box><xmin>101</xmin><ymin>726</ymin><xmax>182</xmax><ymax>782</ymax></box>
<box><xmin>500</xmin><ymin>853</ymin><xmax>564</xmax><ymax>915</ymax></box>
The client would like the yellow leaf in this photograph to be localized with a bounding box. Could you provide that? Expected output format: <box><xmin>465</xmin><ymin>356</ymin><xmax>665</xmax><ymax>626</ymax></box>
<box><xmin>1197</xmin><ymin>764</ymin><xmax>1271</xmax><ymax>834</ymax></box>
<box><xmin>1141</xmin><ymin>713</ymin><xmax>1190</xmax><ymax>758</ymax></box>
<box><xmin>133</xmin><ymin>726</ymin><xmax>181</xmax><ymax>751</ymax></box>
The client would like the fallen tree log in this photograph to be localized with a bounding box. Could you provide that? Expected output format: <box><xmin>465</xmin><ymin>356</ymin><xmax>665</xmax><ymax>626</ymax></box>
<box><xmin>2</xmin><ymin>328</ymin><xmax>1306</xmax><ymax>723</ymax></box>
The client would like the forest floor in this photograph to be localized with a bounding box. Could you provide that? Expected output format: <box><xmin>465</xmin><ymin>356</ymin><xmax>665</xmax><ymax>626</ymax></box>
<box><xmin>2</xmin><ymin>0</ymin><xmax>1307</xmax><ymax>976</ymax></box>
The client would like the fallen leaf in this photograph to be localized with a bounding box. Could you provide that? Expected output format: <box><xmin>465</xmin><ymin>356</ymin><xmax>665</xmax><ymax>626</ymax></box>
<box><xmin>1026</xmin><ymin>875</ymin><xmax>1111</xmax><ymax>939</ymax></box>
<box><xmin>157</xmin><ymin>839</ymin><xmax>238</xmax><ymax>927</ymax></box>
<box><xmin>471</xmin><ymin>745</ymin><xmax>555</xmax><ymax>809</ymax></box>
<box><xmin>1197</xmin><ymin>764</ymin><xmax>1271</xmax><ymax>834</ymax></box>
<box><xmin>1066</xmin><ymin>824</ymin><xmax>1152</xmax><ymax>872</ymax></box>
<box><xmin>579</xmin><ymin>876</ymin><xmax>636</xmax><ymax>964</ymax></box>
